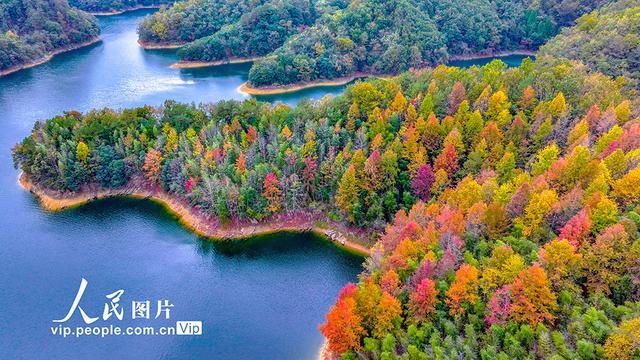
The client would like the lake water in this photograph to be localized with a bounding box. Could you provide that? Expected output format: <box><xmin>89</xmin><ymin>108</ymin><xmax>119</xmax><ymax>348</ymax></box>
<box><xmin>0</xmin><ymin>9</ymin><xmax>528</xmax><ymax>359</ymax></box>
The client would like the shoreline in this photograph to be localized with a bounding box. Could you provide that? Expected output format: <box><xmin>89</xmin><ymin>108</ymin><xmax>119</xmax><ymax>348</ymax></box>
<box><xmin>89</xmin><ymin>5</ymin><xmax>162</xmax><ymax>16</ymax></box>
<box><xmin>448</xmin><ymin>49</ymin><xmax>536</xmax><ymax>62</ymax></box>
<box><xmin>0</xmin><ymin>37</ymin><xmax>101</xmax><ymax>77</ymax></box>
<box><xmin>170</xmin><ymin>56</ymin><xmax>263</xmax><ymax>69</ymax></box>
<box><xmin>238</xmin><ymin>74</ymin><xmax>372</xmax><ymax>95</ymax></box>
<box><xmin>18</xmin><ymin>174</ymin><xmax>370</xmax><ymax>256</ymax></box>
<box><xmin>138</xmin><ymin>39</ymin><xmax>184</xmax><ymax>49</ymax></box>
<box><xmin>238</xmin><ymin>50</ymin><xmax>536</xmax><ymax>96</ymax></box>
<box><xmin>318</xmin><ymin>340</ymin><xmax>332</xmax><ymax>360</ymax></box>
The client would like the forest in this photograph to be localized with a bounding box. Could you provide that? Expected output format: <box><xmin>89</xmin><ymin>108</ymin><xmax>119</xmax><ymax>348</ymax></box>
<box><xmin>540</xmin><ymin>0</ymin><xmax>640</xmax><ymax>88</ymax></box>
<box><xmin>69</xmin><ymin>0</ymin><xmax>172</xmax><ymax>13</ymax></box>
<box><xmin>13</xmin><ymin>55</ymin><xmax>640</xmax><ymax>358</ymax></box>
<box><xmin>0</xmin><ymin>0</ymin><xmax>99</xmax><ymax>73</ymax></box>
<box><xmin>246</xmin><ymin>0</ymin><xmax>566</xmax><ymax>87</ymax></box>
<box><xmin>176</xmin><ymin>0</ymin><xmax>321</xmax><ymax>63</ymax></box>
<box><xmin>136</xmin><ymin>0</ymin><xmax>609</xmax><ymax>87</ymax></box>
<box><xmin>137</xmin><ymin>0</ymin><xmax>270</xmax><ymax>45</ymax></box>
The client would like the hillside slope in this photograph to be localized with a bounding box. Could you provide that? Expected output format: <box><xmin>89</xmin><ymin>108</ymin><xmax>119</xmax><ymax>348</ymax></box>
<box><xmin>540</xmin><ymin>0</ymin><xmax>640</xmax><ymax>87</ymax></box>
<box><xmin>0</xmin><ymin>0</ymin><xmax>99</xmax><ymax>75</ymax></box>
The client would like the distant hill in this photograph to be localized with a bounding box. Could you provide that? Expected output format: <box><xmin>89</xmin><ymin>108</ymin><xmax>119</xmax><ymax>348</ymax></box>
<box><xmin>540</xmin><ymin>0</ymin><xmax>640</xmax><ymax>87</ymax></box>
<box><xmin>0</xmin><ymin>0</ymin><xmax>99</xmax><ymax>74</ymax></box>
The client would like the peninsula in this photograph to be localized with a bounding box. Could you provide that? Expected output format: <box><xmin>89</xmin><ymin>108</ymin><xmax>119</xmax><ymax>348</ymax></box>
<box><xmin>13</xmin><ymin>58</ymin><xmax>640</xmax><ymax>359</ymax></box>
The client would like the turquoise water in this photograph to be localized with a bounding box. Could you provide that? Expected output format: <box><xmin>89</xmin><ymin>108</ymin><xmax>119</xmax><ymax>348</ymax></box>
<box><xmin>0</xmin><ymin>9</ymin><xmax>529</xmax><ymax>359</ymax></box>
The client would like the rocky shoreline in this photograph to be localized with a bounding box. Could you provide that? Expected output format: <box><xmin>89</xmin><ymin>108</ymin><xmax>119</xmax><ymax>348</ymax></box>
<box><xmin>89</xmin><ymin>5</ymin><xmax>162</xmax><ymax>16</ymax></box>
<box><xmin>138</xmin><ymin>40</ymin><xmax>184</xmax><ymax>49</ymax></box>
<box><xmin>19</xmin><ymin>174</ymin><xmax>371</xmax><ymax>256</ymax></box>
<box><xmin>170</xmin><ymin>56</ymin><xmax>263</xmax><ymax>69</ymax></box>
<box><xmin>238</xmin><ymin>74</ymin><xmax>371</xmax><ymax>95</ymax></box>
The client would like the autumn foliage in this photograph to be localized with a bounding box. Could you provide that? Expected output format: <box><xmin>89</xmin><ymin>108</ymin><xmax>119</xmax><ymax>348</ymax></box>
<box><xmin>14</xmin><ymin>59</ymin><xmax>640</xmax><ymax>359</ymax></box>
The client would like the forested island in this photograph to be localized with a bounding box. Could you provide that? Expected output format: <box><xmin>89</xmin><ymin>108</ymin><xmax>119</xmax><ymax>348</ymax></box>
<box><xmin>136</xmin><ymin>0</ymin><xmax>609</xmax><ymax>90</ymax></box>
<box><xmin>13</xmin><ymin>55</ymin><xmax>640</xmax><ymax>358</ymax></box>
<box><xmin>540</xmin><ymin>0</ymin><xmax>640</xmax><ymax>88</ymax></box>
<box><xmin>69</xmin><ymin>0</ymin><xmax>172</xmax><ymax>14</ymax></box>
<box><xmin>0</xmin><ymin>0</ymin><xmax>100</xmax><ymax>76</ymax></box>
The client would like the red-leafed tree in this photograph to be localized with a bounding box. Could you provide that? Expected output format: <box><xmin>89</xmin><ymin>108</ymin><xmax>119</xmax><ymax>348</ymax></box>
<box><xmin>447</xmin><ymin>81</ymin><xmax>467</xmax><ymax>115</ymax></box>
<box><xmin>435</xmin><ymin>143</ymin><xmax>459</xmax><ymax>177</ymax></box>
<box><xmin>485</xmin><ymin>286</ymin><xmax>512</xmax><ymax>326</ymax></box>
<box><xmin>302</xmin><ymin>157</ymin><xmax>318</xmax><ymax>197</ymax></box>
<box><xmin>411</xmin><ymin>164</ymin><xmax>435</xmax><ymax>201</ymax></box>
<box><xmin>408</xmin><ymin>278</ymin><xmax>438</xmax><ymax>322</ymax></box>
<box><xmin>558</xmin><ymin>209</ymin><xmax>591</xmax><ymax>248</ymax></box>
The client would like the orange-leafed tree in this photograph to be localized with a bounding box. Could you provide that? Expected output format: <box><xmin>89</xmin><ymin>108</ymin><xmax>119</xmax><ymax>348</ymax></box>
<box><xmin>509</xmin><ymin>264</ymin><xmax>557</xmax><ymax>326</ymax></box>
<box><xmin>379</xmin><ymin>269</ymin><xmax>400</xmax><ymax>295</ymax></box>
<box><xmin>235</xmin><ymin>152</ymin><xmax>247</xmax><ymax>176</ymax></box>
<box><xmin>445</xmin><ymin>264</ymin><xmax>480</xmax><ymax>317</ymax></box>
<box><xmin>319</xmin><ymin>295</ymin><xmax>365</xmax><ymax>354</ymax></box>
<box><xmin>142</xmin><ymin>149</ymin><xmax>163</xmax><ymax>184</ymax></box>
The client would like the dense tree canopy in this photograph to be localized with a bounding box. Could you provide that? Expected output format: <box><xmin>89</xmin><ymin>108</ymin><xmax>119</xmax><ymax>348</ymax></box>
<box><xmin>14</xmin><ymin>57</ymin><xmax>640</xmax><ymax>359</ymax></box>
<box><xmin>540</xmin><ymin>0</ymin><xmax>640</xmax><ymax>87</ymax></box>
<box><xmin>137</xmin><ymin>0</ymin><xmax>270</xmax><ymax>44</ymax></box>
<box><xmin>0</xmin><ymin>0</ymin><xmax>99</xmax><ymax>72</ymax></box>
<box><xmin>245</xmin><ymin>0</ymin><xmax>606</xmax><ymax>87</ymax></box>
<box><xmin>176</xmin><ymin>0</ymin><xmax>319</xmax><ymax>62</ymax></box>
<box><xmin>136</xmin><ymin>0</ymin><xmax>607</xmax><ymax>86</ymax></box>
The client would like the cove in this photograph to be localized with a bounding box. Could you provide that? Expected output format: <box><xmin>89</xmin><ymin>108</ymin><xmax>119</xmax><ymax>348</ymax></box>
<box><xmin>0</xmin><ymin>8</ymin><xmax>529</xmax><ymax>359</ymax></box>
